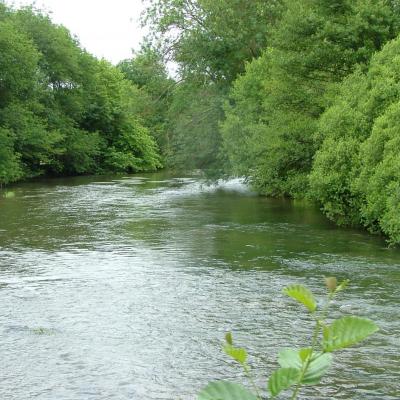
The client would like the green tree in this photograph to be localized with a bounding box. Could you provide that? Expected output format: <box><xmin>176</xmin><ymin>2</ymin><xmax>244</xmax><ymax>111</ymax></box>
<box><xmin>0</xmin><ymin>16</ymin><xmax>47</xmax><ymax>182</ymax></box>
<box><xmin>118</xmin><ymin>47</ymin><xmax>174</xmax><ymax>153</ymax></box>
<box><xmin>222</xmin><ymin>0</ymin><xmax>400</xmax><ymax>197</ymax></box>
<box><xmin>84</xmin><ymin>60</ymin><xmax>161</xmax><ymax>173</ymax></box>
<box><xmin>0</xmin><ymin>102</ymin><xmax>64</xmax><ymax>177</ymax></box>
<box><xmin>310</xmin><ymin>36</ymin><xmax>400</xmax><ymax>245</ymax></box>
<box><xmin>220</xmin><ymin>54</ymin><xmax>271</xmax><ymax>178</ymax></box>
<box><xmin>0</xmin><ymin>18</ymin><xmax>39</xmax><ymax>107</ymax></box>
<box><xmin>166</xmin><ymin>81</ymin><xmax>226</xmax><ymax>174</ymax></box>
<box><xmin>142</xmin><ymin>0</ymin><xmax>283</xmax><ymax>172</ymax></box>
<box><xmin>144</xmin><ymin>0</ymin><xmax>283</xmax><ymax>84</ymax></box>
<box><xmin>0</xmin><ymin>4</ymin><xmax>163</xmax><ymax>185</ymax></box>
<box><xmin>0</xmin><ymin>128</ymin><xmax>22</xmax><ymax>185</ymax></box>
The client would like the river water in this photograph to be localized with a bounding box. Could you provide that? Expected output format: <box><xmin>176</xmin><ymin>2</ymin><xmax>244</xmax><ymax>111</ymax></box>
<box><xmin>0</xmin><ymin>173</ymin><xmax>399</xmax><ymax>400</ymax></box>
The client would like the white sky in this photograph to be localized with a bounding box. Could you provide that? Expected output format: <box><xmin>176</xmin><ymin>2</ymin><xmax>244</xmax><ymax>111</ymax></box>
<box><xmin>7</xmin><ymin>0</ymin><xmax>148</xmax><ymax>64</ymax></box>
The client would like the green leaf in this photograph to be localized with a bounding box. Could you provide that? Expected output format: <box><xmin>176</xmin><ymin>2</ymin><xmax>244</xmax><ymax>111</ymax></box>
<box><xmin>268</xmin><ymin>368</ymin><xmax>299</xmax><ymax>397</ymax></box>
<box><xmin>323</xmin><ymin>316</ymin><xmax>379</xmax><ymax>352</ymax></box>
<box><xmin>225</xmin><ymin>332</ymin><xmax>233</xmax><ymax>345</ymax></box>
<box><xmin>299</xmin><ymin>348</ymin><xmax>312</xmax><ymax>362</ymax></box>
<box><xmin>336</xmin><ymin>279</ymin><xmax>350</xmax><ymax>293</ymax></box>
<box><xmin>198</xmin><ymin>381</ymin><xmax>258</xmax><ymax>400</ymax></box>
<box><xmin>302</xmin><ymin>353</ymin><xmax>332</xmax><ymax>384</ymax></box>
<box><xmin>283</xmin><ymin>284</ymin><xmax>317</xmax><ymax>312</ymax></box>
<box><xmin>224</xmin><ymin>344</ymin><xmax>247</xmax><ymax>365</ymax></box>
<box><xmin>278</xmin><ymin>349</ymin><xmax>301</xmax><ymax>369</ymax></box>
<box><xmin>278</xmin><ymin>349</ymin><xmax>332</xmax><ymax>385</ymax></box>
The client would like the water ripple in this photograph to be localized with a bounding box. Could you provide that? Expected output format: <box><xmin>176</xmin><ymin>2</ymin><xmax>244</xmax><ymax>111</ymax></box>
<box><xmin>0</xmin><ymin>173</ymin><xmax>399</xmax><ymax>399</ymax></box>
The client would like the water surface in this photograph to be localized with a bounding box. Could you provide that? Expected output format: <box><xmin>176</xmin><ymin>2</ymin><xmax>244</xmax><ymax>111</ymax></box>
<box><xmin>0</xmin><ymin>173</ymin><xmax>399</xmax><ymax>399</ymax></box>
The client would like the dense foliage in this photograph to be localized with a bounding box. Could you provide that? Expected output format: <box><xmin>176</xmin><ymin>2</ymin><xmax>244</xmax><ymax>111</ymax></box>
<box><xmin>222</xmin><ymin>0</ymin><xmax>400</xmax><ymax>197</ymax></box>
<box><xmin>310</xmin><ymin>37</ymin><xmax>400</xmax><ymax>245</ymax></box>
<box><xmin>0</xmin><ymin>4</ymin><xmax>160</xmax><ymax>185</ymax></box>
<box><xmin>141</xmin><ymin>0</ymin><xmax>400</xmax><ymax>244</ymax></box>
<box><xmin>118</xmin><ymin>46</ymin><xmax>174</xmax><ymax>155</ymax></box>
<box><xmin>3</xmin><ymin>0</ymin><xmax>400</xmax><ymax>243</ymax></box>
<box><xmin>143</xmin><ymin>0</ymin><xmax>283</xmax><ymax>83</ymax></box>
<box><xmin>142</xmin><ymin>0</ymin><xmax>284</xmax><ymax>174</ymax></box>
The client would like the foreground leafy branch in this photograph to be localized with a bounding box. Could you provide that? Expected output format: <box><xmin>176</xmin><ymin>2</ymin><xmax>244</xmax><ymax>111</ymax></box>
<box><xmin>198</xmin><ymin>278</ymin><xmax>378</xmax><ymax>400</ymax></box>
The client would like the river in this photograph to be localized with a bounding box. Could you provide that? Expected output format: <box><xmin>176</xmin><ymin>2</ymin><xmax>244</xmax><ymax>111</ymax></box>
<box><xmin>0</xmin><ymin>173</ymin><xmax>399</xmax><ymax>399</ymax></box>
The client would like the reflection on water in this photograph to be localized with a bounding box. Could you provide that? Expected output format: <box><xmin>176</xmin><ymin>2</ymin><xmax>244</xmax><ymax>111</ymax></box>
<box><xmin>0</xmin><ymin>173</ymin><xmax>399</xmax><ymax>399</ymax></box>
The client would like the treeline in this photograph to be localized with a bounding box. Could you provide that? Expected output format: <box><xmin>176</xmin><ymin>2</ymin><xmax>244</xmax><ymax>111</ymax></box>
<box><xmin>0</xmin><ymin>3</ymin><xmax>165</xmax><ymax>186</ymax></box>
<box><xmin>142</xmin><ymin>0</ymin><xmax>400</xmax><ymax>244</ymax></box>
<box><xmin>3</xmin><ymin>1</ymin><xmax>400</xmax><ymax>244</ymax></box>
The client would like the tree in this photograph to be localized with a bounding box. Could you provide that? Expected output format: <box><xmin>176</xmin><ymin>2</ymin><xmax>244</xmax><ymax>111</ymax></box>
<box><xmin>142</xmin><ymin>0</ymin><xmax>284</xmax><ymax>173</ymax></box>
<box><xmin>0</xmin><ymin>128</ymin><xmax>22</xmax><ymax>185</ymax></box>
<box><xmin>310</xmin><ymin>36</ymin><xmax>400</xmax><ymax>245</ymax></box>
<box><xmin>143</xmin><ymin>0</ymin><xmax>283</xmax><ymax>84</ymax></box>
<box><xmin>221</xmin><ymin>0</ymin><xmax>400</xmax><ymax>197</ymax></box>
<box><xmin>83</xmin><ymin>60</ymin><xmax>161</xmax><ymax>173</ymax></box>
<box><xmin>0</xmin><ymin>18</ymin><xmax>39</xmax><ymax>107</ymax></box>
<box><xmin>166</xmin><ymin>81</ymin><xmax>225</xmax><ymax>174</ymax></box>
<box><xmin>118</xmin><ymin>46</ymin><xmax>174</xmax><ymax>154</ymax></box>
<box><xmin>0</xmin><ymin>4</ymin><xmax>163</xmax><ymax>185</ymax></box>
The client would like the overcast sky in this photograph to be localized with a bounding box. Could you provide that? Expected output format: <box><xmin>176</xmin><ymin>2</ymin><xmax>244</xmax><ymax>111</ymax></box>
<box><xmin>7</xmin><ymin>0</ymin><xmax>148</xmax><ymax>64</ymax></box>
